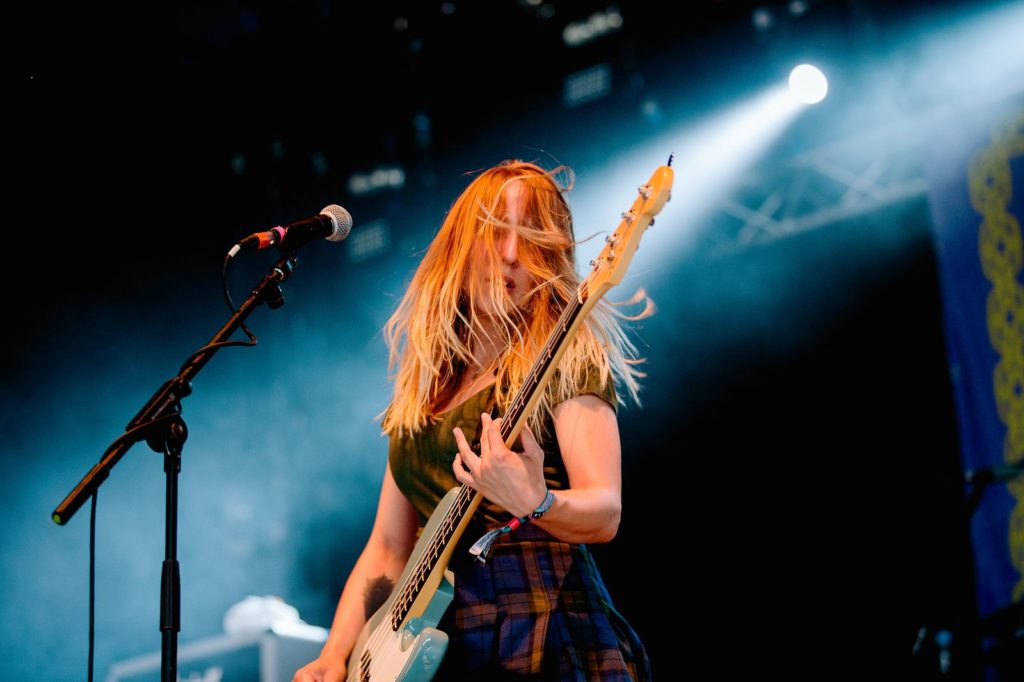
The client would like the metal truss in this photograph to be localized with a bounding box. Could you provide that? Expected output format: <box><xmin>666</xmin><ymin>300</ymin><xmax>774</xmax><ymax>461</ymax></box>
<box><xmin>713</xmin><ymin>112</ymin><xmax>935</xmax><ymax>252</ymax></box>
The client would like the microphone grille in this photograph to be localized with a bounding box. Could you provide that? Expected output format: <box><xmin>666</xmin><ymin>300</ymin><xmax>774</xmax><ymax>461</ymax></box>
<box><xmin>320</xmin><ymin>204</ymin><xmax>353</xmax><ymax>242</ymax></box>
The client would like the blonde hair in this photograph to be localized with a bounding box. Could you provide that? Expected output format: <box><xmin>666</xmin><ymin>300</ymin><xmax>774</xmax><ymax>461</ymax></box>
<box><xmin>382</xmin><ymin>160</ymin><xmax>645</xmax><ymax>437</ymax></box>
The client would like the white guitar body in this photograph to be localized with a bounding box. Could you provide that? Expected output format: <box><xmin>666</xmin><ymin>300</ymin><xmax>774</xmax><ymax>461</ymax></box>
<box><xmin>346</xmin><ymin>489</ymin><xmax>463</xmax><ymax>682</ymax></box>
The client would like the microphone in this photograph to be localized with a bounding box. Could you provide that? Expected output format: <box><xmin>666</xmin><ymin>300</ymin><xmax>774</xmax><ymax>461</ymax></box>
<box><xmin>228</xmin><ymin>205</ymin><xmax>353</xmax><ymax>257</ymax></box>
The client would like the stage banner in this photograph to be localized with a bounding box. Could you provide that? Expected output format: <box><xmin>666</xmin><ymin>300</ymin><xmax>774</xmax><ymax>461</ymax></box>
<box><xmin>927</xmin><ymin>97</ymin><xmax>1023</xmax><ymax>627</ymax></box>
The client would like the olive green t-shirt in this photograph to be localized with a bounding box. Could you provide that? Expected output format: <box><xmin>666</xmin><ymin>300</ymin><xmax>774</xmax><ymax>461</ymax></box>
<box><xmin>388</xmin><ymin>370</ymin><xmax>617</xmax><ymax>532</ymax></box>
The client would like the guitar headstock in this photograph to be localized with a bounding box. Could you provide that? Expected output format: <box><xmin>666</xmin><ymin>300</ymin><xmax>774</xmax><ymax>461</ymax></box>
<box><xmin>584</xmin><ymin>164</ymin><xmax>674</xmax><ymax>299</ymax></box>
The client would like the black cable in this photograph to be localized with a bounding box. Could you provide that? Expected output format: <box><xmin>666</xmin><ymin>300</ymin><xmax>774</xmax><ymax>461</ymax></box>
<box><xmin>222</xmin><ymin>253</ymin><xmax>258</xmax><ymax>339</ymax></box>
<box><xmin>88</xmin><ymin>490</ymin><xmax>96</xmax><ymax>682</ymax></box>
<box><xmin>171</xmin><ymin>255</ymin><xmax>261</xmax><ymax>375</ymax></box>
<box><xmin>177</xmin><ymin>339</ymin><xmax>258</xmax><ymax>375</ymax></box>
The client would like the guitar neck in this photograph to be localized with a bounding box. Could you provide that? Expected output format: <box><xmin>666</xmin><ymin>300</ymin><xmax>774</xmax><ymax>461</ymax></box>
<box><xmin>498</xmin><ymin>287</ymin><xmax>590</xmax><ymax>444</ymax></box>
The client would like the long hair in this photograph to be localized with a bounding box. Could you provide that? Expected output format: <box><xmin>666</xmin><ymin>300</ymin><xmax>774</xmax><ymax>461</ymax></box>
<box><xmin>381</xmin><ymin>160</ymin><xmax>645</xmax><ymax>437</ymax></box>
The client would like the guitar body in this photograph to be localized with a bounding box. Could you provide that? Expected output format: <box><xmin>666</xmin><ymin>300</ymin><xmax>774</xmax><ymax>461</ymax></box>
<box><xmin>347</xmin><ymin>488</ymin><xmax>463</xmax><ymax>682</ymax></box>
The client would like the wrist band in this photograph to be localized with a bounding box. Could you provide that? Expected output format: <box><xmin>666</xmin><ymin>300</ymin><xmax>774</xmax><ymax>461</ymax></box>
<box><xmin>531</xmin><ymin>490</ymin><xmax>555</xmax><ymax>519</ymax></box>
<box><xmin>468</xmin><ymin>489</ymin><xmax>555</xmax><ymax>564</ymax></box>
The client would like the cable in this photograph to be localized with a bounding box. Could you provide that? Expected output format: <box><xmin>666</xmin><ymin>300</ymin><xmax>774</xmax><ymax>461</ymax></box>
<box><xmin>88</xmin><ymin>490</ymin><xmax>97</xmax><ymax>682</ymax></box>
<box><xmin>221</xmin><ymin>253</ymin><xmax>258</xmax><ymax>340</ymax></box>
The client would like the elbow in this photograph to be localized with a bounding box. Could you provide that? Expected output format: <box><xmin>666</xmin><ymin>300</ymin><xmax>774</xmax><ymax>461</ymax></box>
<box><xmin>366</xmin><ymin>530</ymin><xmax>414</xmax><ymax>571</ymax></box>
<box><xmin>591</xmin><ymin>495</ymin><xmax>622</xmax><ymax>544</ymax></box>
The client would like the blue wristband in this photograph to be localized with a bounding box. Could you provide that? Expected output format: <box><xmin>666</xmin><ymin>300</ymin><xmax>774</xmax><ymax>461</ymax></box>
<box><xmin>531</xmin><ymin>490</ymin><xmax>555</xmax><ymax>519</ymax></box>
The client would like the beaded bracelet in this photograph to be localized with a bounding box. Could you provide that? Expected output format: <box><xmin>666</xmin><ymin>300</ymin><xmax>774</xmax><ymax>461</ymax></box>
<box><xmin>468</xmin><ymin>490</ymin><xmax>555</xmax><ymax>564</ymax></box>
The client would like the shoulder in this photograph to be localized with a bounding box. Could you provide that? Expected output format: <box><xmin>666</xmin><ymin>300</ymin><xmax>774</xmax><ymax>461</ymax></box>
<box><xmin>553</xmin><ymin>362</ymin><xmax>617</xmax><ymax>414</ymax></box>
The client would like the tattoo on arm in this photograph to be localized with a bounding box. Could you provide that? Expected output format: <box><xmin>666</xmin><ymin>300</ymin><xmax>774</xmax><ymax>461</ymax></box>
<box><xmin>363</xmin><ymin>574</ymin><xmax>395</xmax><ymax>620</ymax></box>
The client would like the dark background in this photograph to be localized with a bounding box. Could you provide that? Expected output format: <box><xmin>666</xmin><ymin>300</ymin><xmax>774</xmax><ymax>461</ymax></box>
<box><xmin>7</xmin><ymin>1</ymin><xmax>1022</xmax><ymax>679</ymax></box>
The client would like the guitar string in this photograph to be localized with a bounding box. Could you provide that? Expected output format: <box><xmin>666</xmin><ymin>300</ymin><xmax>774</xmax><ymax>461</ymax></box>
<box><xmin>385</xmin><ymin>293</ymin><xmax>583</xmax><ymax>619</ymax></box>
<box><xmin>360</xmin><ymin>292</ymin><xmax>585</xmax><ymax>673</ymax></box>
<box><xmin>360</xmin><ymin>289</ymin><xmax>588</xmax><ymax>672</ymax></box>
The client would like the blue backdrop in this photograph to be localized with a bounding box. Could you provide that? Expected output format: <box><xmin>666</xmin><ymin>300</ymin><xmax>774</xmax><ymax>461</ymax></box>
<box><xmin>927</xmin><ymin>99</ymin><xmax>1023</xmax><ymax>621</ymax></box>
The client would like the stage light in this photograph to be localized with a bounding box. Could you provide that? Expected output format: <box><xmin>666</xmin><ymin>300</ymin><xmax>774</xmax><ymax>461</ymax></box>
<box><xmin>563</xmin><ymin>63</ymin><xmax>612</xmax><ymax>107</ymax></box>
<box><xmin>752</xmin><ymin>8</ymin><xmax>774</xmax><ymax>32</ymax></box>
<box><xmin>788</xmin><ymin>1</ymin><xmax>808</xmax><ymax>17</ymax></box>
<box><xmin>788</xmin><ymin>64</ymin><xmax>828</xmax><ymax>104</ymax></box>
<box><xmin>347</xmin><ymin>219</ymin><xmax>391</xmax><ymax>262</ymax></box>
<box><xmin>570</xmin><ymin>85</ymin><xmax>802</xmax><ymax>266</ymax></box>
<box><xmin>563</xmin><ymin>8</ymin><xmax>624</xmax><ymax>47</ymax></box>
<box><xmin>347</xmin><ymin>166</ymin><xmax>406</xmax><ymax>196</ymax></box>
<box><xmin>311</xmin><ymin>151</ymin><xmax>328</xmax><ymax>177</ymax></box>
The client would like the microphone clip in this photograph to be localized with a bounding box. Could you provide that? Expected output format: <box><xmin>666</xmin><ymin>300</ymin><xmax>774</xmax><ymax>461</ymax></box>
<box><xmin>230</xmin><ymin>226</ymin><xmax>287</xmax><ymax>258</ymax></box>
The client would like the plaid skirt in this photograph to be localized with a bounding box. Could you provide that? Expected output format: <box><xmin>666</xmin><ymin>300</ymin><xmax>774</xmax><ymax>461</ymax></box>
<box><xmin>434</xmin><ymin>523</ymin><xmax>652</xmax><ymax>681</ymax></box>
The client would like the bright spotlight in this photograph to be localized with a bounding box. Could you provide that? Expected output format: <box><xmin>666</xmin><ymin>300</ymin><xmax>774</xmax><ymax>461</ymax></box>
<box><xmin>788</xmin><ymin>64</ymin><xmax>828</xmax><ymax>104</ymax></box>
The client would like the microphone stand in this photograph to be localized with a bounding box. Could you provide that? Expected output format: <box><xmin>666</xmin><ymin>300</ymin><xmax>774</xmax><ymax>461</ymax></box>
<box><xmin>52</xmin><ymin>251</ymin><xmax>299</xmax><ymax>682</ymax></box>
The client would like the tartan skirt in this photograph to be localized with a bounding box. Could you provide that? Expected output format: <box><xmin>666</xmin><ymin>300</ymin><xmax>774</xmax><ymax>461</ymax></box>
<box><xmin>434</xmin><ymin>523</ymin><xmax>652</xmax><ymax>681</ymax></box>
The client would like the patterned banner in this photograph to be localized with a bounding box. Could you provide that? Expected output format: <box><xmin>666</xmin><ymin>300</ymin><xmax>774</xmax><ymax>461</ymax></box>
<box><xmin>927</xmin><ymin>99</ymin><xmax>1023</xmax><ymax>622</ymax></box>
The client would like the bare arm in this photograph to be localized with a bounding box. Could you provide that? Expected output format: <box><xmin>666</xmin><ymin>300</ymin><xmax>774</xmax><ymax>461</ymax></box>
<box><xmin>452</xmin><ymin>394</ymin><xmax>623</xmax><ymax>545</ymax></box>
<box><xmin>293</xmin><ymin>460</ymin><xmax>420</xmax><ymax>682</ymax></box>
<box><xmin>532</xmin><ymin>394</ymin><xmax>622</xmax><ymax>543</ymax></box>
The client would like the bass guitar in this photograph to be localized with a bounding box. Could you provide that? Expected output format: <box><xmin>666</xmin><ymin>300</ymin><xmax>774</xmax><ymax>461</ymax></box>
<box><xmin>347</xmin><ymin>160</ymin><xmax>674</xmax><ymax>681</ymax></box>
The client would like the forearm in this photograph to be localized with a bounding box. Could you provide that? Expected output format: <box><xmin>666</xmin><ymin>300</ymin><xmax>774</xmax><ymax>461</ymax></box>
<box><xmin>455</xmin><ymin>399</ymin><xmax>625</xmax><ymax>545</ymax></box>
<box><xmin>530</xmin><ymin>487</ymin><xmax>621</xmax><ymax>544</ymax></box>
<box><xmin>319</xmin><ymin>543</ymin><xmax>410</xmax><ymax>664</ymax></box>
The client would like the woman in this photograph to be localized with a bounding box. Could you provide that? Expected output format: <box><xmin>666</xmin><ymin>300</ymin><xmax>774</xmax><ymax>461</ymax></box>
<box><xmin>294</xmin><ymin>160</ymin><xmax>652</xmax><ymax>681</ymax></box>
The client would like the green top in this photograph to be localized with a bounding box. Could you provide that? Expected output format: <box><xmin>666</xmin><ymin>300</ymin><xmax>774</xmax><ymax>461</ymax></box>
<box><xmin>388</xmin><ymin>370</ymin><xmax>617</xmax><ymax>532</ymax></box>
